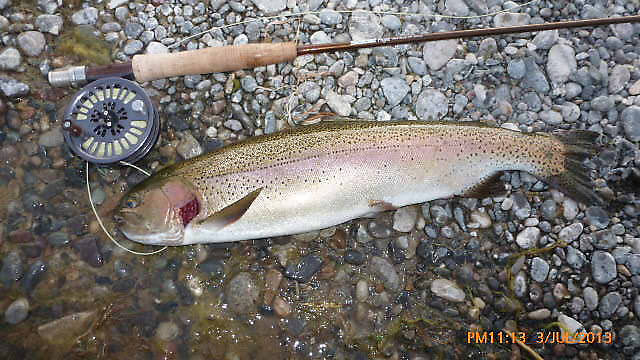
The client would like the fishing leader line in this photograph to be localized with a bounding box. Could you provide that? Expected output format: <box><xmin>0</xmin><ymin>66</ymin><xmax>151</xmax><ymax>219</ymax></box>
<box><xmin>170</xmin><ymin>0</ymin><xmax>539</xmax><ymax>49</ymax></box>
<box><xmin>86</xmin><ymin>160</ymin><xmax>168</xmax><ymax>256</ymax></box>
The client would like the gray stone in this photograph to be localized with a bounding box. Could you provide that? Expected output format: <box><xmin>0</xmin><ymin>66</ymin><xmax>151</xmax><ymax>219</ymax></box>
<box><xmin>561</xmin><ymin>102</ymin><xmax>581</xmax><ymax>122</ymax></box>
<box><xmin>547</xmin><ymin>44</ymin><xmax>576</xmax><ymax>85</ymax></box>
<box><xmin>0</xmin><ymin>48</ymin><xmax>21</xmax><ymax>71</ymax></box>
<box><xmin>0</xmin><ymin>77</ymin><xmax>29</xmax><ymax>97</ymax></box>
<box><xmin>540</xmin><ymin>110</ymin><xmax>563</xmax><ymax>125</ymax></box>
<box><xmin>453</xmin><ymin>94</ymin><xmax>468</xmax><ymax>114</ymax></box>
<box><xmin>408</xmin><ymin>57</ymin><xmax>426</xmax><ymax>75</ymax></box>
<box><xmin>558</xmin><ymin>314</ymin><xmax>584</xmax><ymax>336</ymax></box>
<box><xmin>431</xmin><ymin>279</ymin><xmax>465</xmax><ymax>302</ymax></box>
<box><xmin>71</xmin><ymin>7</ymin><xmax>98</xmax><ymax>25</ymax></box>
<box><xmin>478</xmin><ymin>38</ymin><xmax>497</xmax><ymax>57</ymax></box>
<box><xmin>511</xmin><ymin>192</ymin><xmax>530</xmax><ymax>219</ymax></box>
<box><xmin>124</xmin><ymin>21</ymin><xmax>144</xmax><ymax>38</ymax></box>
<box><xmin>145</xmin><ymin>42</ymin><xmax>168</xmax><ymax>54</ymax></box>
<box><xmin>17</xmin><ymin>31</ymin><xmax>46</xmax><ymax>57</ymax></box>
<box><xmin>381</xmin><ymin>15</ymin><xmax>401</xmax><ymax>30</ymax></box>
<box><xmin>241</xmin><ymin>76</ymin><xmax>258</xmax><ymax>92</ymax></box>
<box><xmin>583</xmin><ymin>287</ymin><xmax>598</xmax><ymax>311</ymax></box>
<box><xmin>591</xmin><ymin>250</ymin><xmax>617</xmax><ymax>284</ymax></box>
<box><xmin>250</xmin><ymin>0</ymin><xmax>286</xmax><ymax>14</ymax></box>
<box><xmin>108</xmin><ymin>0</ymin><xmax>128</xmax><ymax>9</ymax></box>
<box><xmin>621</xmin><ymin>106</ymin><xmax>640</xmax><ymax>141</ymax></box>
<box><xmin>4</xmin><ymin>298</ymin><xmax>29</xmax><ymax>324</ymax></box>
<box><xmin>522</xmin><ymin>57</ymin><xmax>549</xmax><ymax>93</ymax></box>
<box><xmin>369</xmin><ymin>256</ymin><xmax>401</xmax><ymax>292</ymax></box>
<box><xmin>445</xmin><ymin>0</ymin><xmax>469</xmax><ymax>16</ymax></box>
<box><xmin>0</xmin><ymin>0</ymin><xmax>10</xmax><ymax>10</ymax></box>
<box><xmin>516</xmin><ymin>227</ymin><xmax>540</xmax><ymax>249</ymax></box>
<box><xmin>225</xmin><ymin>272</ymin><xmax>260</xmax><ymax>314</ymax></box>
<box><xmin>591</xmin><ymin>96</ymin><xmax>614</xmax><ymax>112</ymax></box>
<box><xmin>609</xmin><ymin>65</ymin><xmax>630</xmax><ymax>93</ymax></box>
<box><xmin>559</xmin><ymin>223</ymin><xmax>583</xmax><ymax>242</ymax></box>
<box><xmin>593</xmin><ymin>229</ymin><xmax>617</xmax><ymax>250</ymax></box>
<box><xmin>326</xmin><ymin>91</ymin><xmax>352</xmax><ymax>116</ymax></box>
<box><xmin>513</xmin><ymin>271</ymin><xmax>527</xmax><ymax>298</ymax></box>
<box><xmin>299</xmin><ymin>81</ymin><xmax>320</xmax><ymax>103</ymax></box>
<box><xmin>530</xmin><ymin>257</ymin><xmax>549</xmax><ymax>282</ymax></box>
<box><xmin>0</xmin><ymin>15</ymin><xmax>8</xmax><ymax>32</ymax></box>
<box><xmin>349</xmin><ymin>11</ymin><xmax>383</xmax><ymax>41</ymax></box>
<box><xmin>532</xmin><ymin>30</ymin><xmax>558</xmax><ymax>49</ymax></box>
<box><xmin>620</xmin><ymin>325</ymin><xmax>640</xmax><ymax>350</ymax></box>
<box><xmin>585</xmin><ymin>206</ymin><xmax>610</xmax><ymax>229</ymax></box>
<box><xmin>224</xmin><ymin>120</ymin><xmax>243</xmax><ymax>132</ymax></box>
<box><xmin>381</xmin><ymin>77</ymin><xmax>409</xmax><ymax>107</ymax></box>
<box><xmin>494</xmin><ymin>13</ymin><xmax>530</xmax><ymax>27</ymax></box>
<box><xmin>123</xmin><ymin>40</ymin><xmax>144</xmax><ymax>55</ymax></box>
<box><xmin>507</xmin><ymin>59</ymin><xmax>525</xmax><ymax>79</ymax></box>
<box><xmin>415</xmin><ymin>89</ymin><xmax>448</xmax><ymax>121</ymax></box>
<box><xmin>156</xmin><ymin>321</ymin><xmax>179</xmax><ymax>341</ymax></box>
<box><xmin>528</xmin><ymin>308</ymin><xmax>551</xmax><ymax>320</ymax></box>
<box><xmin>284</xmin><ymin>255</ymin><xmax>323</xmax><ymax>282</ymax></box>
<box><xmin>310</xmin><ymin>31</ymin><xmax>331</xmax><ymax>45</ymax></box>
<box><xmin>319</xmin><ymin>9</ymin><xmax>342</xmax><ymax>25</ymax></box>
<box><xmin>423</xmin><ymin>40</ymin><xmax>457</xmax><ymax>71</ymax></box>
<box><xmin>393</xmin><ymin>206</ymin><xmax>418</xmax><ymax>233</ymax></box>
<box><xmin>39</xmin><ymin>127</ymin><xmax>64</xmax><ymax>147</ymax></box>
<box><xmin>177</xmin><ymin>132</ymin><xmax>203</xmax><ymax>160</ymax></box>
<box><xmin>566</xmin><ymin>246</ymin><xmax>586</xmax><ymax>269</ymax></box>
<box><xmin>35</xmin><ymin>15</ymin><xmax>63</xmax><ymax>35</ymax></box>
<box><xmin>599</xmin><ymin>292</ymin><xmax>622</xmax><ymax>318</ymax></box>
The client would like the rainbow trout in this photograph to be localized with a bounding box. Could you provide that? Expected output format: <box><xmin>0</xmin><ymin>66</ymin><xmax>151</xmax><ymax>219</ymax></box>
<box><xmin>116</xmin><ymin>121</ymin><xmax>602</xmax><ymax>245</ymax></box>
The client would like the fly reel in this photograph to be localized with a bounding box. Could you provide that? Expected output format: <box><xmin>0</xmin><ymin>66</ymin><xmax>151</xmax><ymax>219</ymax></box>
<box><xmin>62</xmin><ymin>77</ymin><xmax>160</xmax><ymax>164</ymax></box>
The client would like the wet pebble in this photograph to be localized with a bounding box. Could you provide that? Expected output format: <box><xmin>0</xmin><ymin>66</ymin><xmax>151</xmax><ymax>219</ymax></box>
<box><xmin>17</xmin><ymin>31</ymin><xmax>46</xmax><ymax>57</ymax></box>
<box><xmin>530</xmin><ymin>257</ymin><xmax>550</xmax><ymax>282</ymax></box>
<box><xmin>430</xmin><ymin>279</ymin><xmax>465</xmax><ymax>302</ymax></box>
<box><xmin>583</xmin><ymin>286</ymin><xmax>598</xmax><ymax>311</ymax></box>
<box><xmin>621</xmin><ymin>106</ymin><xmax>640</xmax><ymax>141</ymax></box>
<box><xmin>0</xmin><ymin>77</ymin><xmax>29</xmax><ymax>97</ymax></box>
<box><xmin>369</xmin><ymin>256</ymin><xmax>401</xmax><ymax>292</ymax></box>
<box><xmin>0</xmin><ymin>251</ymin><xmax>23</xmax><ymax>285</ymax></box>
<box><xmin>35</xmin><ymin>14</ymin><xmax>63</xmax><ymax>35</ymax></box>
<box><xmin>585</xmin><ymin>206</ymin><xmax>610</xmax><ymax>229</ymax></box>
<box><xmin>0</xmin><ymin>48</ymin><xmax>21</xmax><ymax>71</ymax></box>
<box><xmin>197</xmin><ymin>258</ymin><xmax>225</xmax><ymax>278</ymax></box>
<box><xmin>47</xmin><ymin>231</ymin><xmax>70</xmax><ymax>247</ymax></box>
<box><xmin>559</xmin><ymin>223</ymin><xmax>583</xmax><ymax>242</ymax></box>
<box><xmin>4</xmin><ymin>297</ymin><xmax>29</xmax><ymax>325</ymax></box>
<box><xmin>155</xmin><ymin>321</ymin><xmax>179</xmax><ymax>342</ymax></box>
<box><xmin>620</xmin><ymin>325</ymin><xmax>640</xmax><ymax>351</ymax></box>
<box><xmin>528</xmin><ymin>308</ymin><xmax>551</xmax><ymax>320</ymax></box>
<box><xmin>285</xmin><ymin>255</ymin><xmax>323</xmax><ymax>283</ymax></box>
<box><xmin>38</xmin><ymin>127</ymin><xmax>63</xmax><ymax>147</ymax></box>
<box><xmin>516</xmin><ymin>227</ymin><xmax>540</xmax><ymax>249</ymax></box>
<box><xmin>344</xmin><ymin>250</ymin><xmax>365</xmax><ymax>265</ymax></box>
<box><xmin>415</xmin><ymin>89</ymin><xmax>448</xmax><ymax>121</ymax></box>
<box><xmin>599</xmin><ymin>292</ymin><xmax>622</xmax><ymax>318</ymax></box>
<box><xmin>273</xmin><ymin>296</ymin><xmax>291</xmax><ymax>317</ymax></box>
<box><xmin>392</xmin><ymin>206</ymin><xmax>418</xmax><ymax>232</ymax></box>
<box><xmin>566</xmin><ymin>246</ymin><xmax>586</xmax><ymax>269</ymax></box>
<box><xmin>22</xmin><ymin>260</ymin><xmax>47</xmax><ymax>293</ymax></box>
<box><xmin>591</xmin><ymin>250</ymin><xmax>617</xmax><ymax>284</ymax></box>
<box><xmin>355</xmin><ymin>279</ymin><xmax>369</xmax><ymax>302</ymax></box>
<box><xmin>380</xmin><ymin>77</ymin><xmax>409</xmax><ymax>107</ymax></box>
<box><xmin>547</xmin><ymin>44</ymin><xmax>576</xmax><ymax>85</ymax></box>
<box><xmin>226</xmin><ymin>272</ymin><xmax>260</xmax><ymax>314</ymax></box>
<box><xmin>71</xmin><ymin>7</ymin><xmax>98</xmax><ymax>25</ymax></box>
<box><xmin>593</xmin><ymin>229</ymin><xmax>617</xmax><ymax>249</ymax></box>
<box><xmin>558</xmin><ymin>314</ymin><xmax>584</xmax><ymax>336</ymax></box>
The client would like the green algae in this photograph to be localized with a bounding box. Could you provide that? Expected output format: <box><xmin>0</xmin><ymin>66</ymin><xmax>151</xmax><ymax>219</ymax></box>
<box><xmin>57</xmin><ymin>26</ymin><xmax>112</xmax><ymax>65</ymax></box>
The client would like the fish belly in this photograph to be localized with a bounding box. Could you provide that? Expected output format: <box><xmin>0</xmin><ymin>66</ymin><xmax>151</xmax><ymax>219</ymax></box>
<box><xmin>183</xmin><ymin>140</ymin><xmax>501</xmax><ymax>244</ymax></box>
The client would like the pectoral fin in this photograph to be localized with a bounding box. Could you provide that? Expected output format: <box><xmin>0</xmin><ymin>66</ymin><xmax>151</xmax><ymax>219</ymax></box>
<box><xmin>196</xmin><ymin>188</ymin><xmax>263</xmax><ymax>229</ymax></box>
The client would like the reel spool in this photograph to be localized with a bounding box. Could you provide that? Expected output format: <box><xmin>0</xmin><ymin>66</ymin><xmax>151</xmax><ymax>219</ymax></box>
<box><xmin>62</xmin><ymin>77</ymin><xmax>160</xmax><ymax>164</ymax></box>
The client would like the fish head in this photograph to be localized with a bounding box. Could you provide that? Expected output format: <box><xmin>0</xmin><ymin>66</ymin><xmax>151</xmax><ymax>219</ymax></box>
<box><xmin>115</xmin><ymin>177</ymin><xmax>201</xmax><ymax>245</ymax></box>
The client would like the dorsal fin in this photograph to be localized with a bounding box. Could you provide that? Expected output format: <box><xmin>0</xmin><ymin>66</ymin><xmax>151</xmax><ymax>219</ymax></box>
<box><xmin>462</xmin><ymin>172</ymin><xmax>507</xmax><ymax>199</ymax></box>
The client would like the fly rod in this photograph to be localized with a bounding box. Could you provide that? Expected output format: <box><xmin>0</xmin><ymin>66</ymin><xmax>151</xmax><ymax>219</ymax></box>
<box><xmin>48</xmin><ymin>14</ymin><xmax>640</xmax><ymax>87</ymax></box>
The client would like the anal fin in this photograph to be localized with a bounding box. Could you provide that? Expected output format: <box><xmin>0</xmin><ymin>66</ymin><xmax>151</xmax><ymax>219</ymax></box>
<box><xmin>196</xmin><ymin>188</ymin><xmax>263</xmax><ymax>228</ymax></box>
<box><xmin>462</xmin><ymin>172</ymin><xmax>507</xmax><ymax>199</ymax></box>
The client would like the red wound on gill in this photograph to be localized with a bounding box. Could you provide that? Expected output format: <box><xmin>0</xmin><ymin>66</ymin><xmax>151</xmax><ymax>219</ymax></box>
<box><xmin>179</xmin><ymin>198</ymin><xmax>200</xmax><ymax>226</ymax></box>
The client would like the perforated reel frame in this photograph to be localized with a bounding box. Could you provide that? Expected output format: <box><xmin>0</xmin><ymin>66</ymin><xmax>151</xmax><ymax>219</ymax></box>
<box><xmin>63</xmin><ymin>77</ymin><xmax>160</xmax><ymax>164</ymax></box>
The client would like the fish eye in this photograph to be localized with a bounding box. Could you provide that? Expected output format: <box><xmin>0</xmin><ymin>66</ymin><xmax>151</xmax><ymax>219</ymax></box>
<box><xmin>125</xmin><ymin>196</ymin><xmax>139</xmax><ymax>208</ymax></box>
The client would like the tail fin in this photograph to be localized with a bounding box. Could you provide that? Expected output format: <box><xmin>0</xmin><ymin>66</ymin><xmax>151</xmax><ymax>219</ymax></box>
<box><xmin>544</xmin><ymin>130</ymin><xmax>605</xmax><ymax>205</ymax></box>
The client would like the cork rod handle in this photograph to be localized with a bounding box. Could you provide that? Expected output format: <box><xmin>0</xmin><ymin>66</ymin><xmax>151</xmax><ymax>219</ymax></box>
<box><xmin>132</xmin><ymin>42</ymin><xmax>298</xmax><ymax>82</ymax></box>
